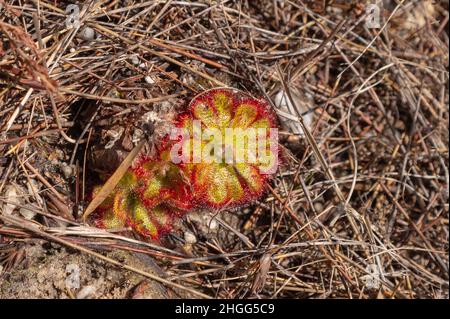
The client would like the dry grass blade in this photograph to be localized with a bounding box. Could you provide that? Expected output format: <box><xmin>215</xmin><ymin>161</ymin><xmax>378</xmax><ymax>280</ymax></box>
<box><xmin>82</xmin><ymin>139</ymin><xmax>145</xmax><ymax>221</ymax></box>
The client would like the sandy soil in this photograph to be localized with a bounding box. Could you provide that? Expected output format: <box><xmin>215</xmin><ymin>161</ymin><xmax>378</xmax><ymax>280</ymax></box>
<box><xmin>0</xmin><ymin>242</ymin><xmax>173</xmax><ymax>299</ymax></box>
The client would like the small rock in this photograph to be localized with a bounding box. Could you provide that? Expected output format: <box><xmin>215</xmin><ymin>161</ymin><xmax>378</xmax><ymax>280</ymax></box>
<box><xmin>77</xmin><ymin>285</ymin><xmax>96</xmax><ymax>299</ymax></box>
<box><xmin>79</xmin><ymin>27</ymin><xmax>95</xmax><ymax>41</ymax></box>
<box><xmin>131</xmin><ymin>281</ymin><xmax>165</xmax><ymax>299</ymax></box>
<box><xmin>129</xmin><ymin>55</ymin><xmax>139</xmax><ymax>65</ymax></box>
<box><xmin>206</xmin><ymin>217</ymin><xmax>218</xmax><ymax>230</ymax></box>
<box><xmin>314</xmin><ymin>202</ymin><xmax>324</xmax><ymax>213</ymax></box>
<box><xmin>60</xmin><ymin>163</ymin><xmax>73</xmax><ymax>178</ymax></box>
<box><xmin>144</xmin><ymin>75</ymin><xmax>155</xmax><ymax>84</ymax></box>
<box><xmin>65</xmin><ymin>264</ymin><xmax>80</xmax><ymax>290</ymax></box>
<box><xmin>184</xmin><ymin>231</ymin><xmax>197</xmax><ymax>244</ymax></box>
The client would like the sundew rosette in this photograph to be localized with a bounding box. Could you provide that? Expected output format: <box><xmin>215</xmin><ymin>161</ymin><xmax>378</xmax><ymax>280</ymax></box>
<box><xmin>132</xmin><ymin>150</ymin><xmax>193</xmax><ymax>212</ymax></box>
<box><xmin>90</xmin><ymin>87</ymin><xmax>279</xmax><ymax>239</ymax></box>
<box><xmin>170</xmin><ymin>88</ymin><xmax>278</xmax><ymax>208</ymax></box>
<box><xmin>92</xmin><ymin>153</ymin><xmax>192</xmax><ymax>240</ymax></box>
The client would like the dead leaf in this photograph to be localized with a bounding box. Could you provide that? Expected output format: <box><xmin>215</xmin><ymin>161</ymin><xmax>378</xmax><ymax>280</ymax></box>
<box><xmin>250</xmin><ymin>253</ymin><xmax>272</xmax><ymax>294</ymax></box>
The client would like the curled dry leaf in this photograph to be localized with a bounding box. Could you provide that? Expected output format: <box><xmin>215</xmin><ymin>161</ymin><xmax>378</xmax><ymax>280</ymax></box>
<box><xmin>2</xmin><ymin>184</ymin><xmax>22</xmax><ymax>216</ymax></box>
<box><xmin>273</xmin><ymin>89</ymin><xmax>313</xmax><ymax>137</ymax></box>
